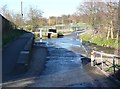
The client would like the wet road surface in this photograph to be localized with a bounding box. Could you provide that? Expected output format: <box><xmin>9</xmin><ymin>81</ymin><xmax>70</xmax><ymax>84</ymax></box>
<box><xmin>28</xmin><ymin>31</ymin><xmax>119</xmax><ymax>87</ymax></box>
<box><xmin>3</xmin><ymin>31</ymin><xmax>119</xmax><ymax>88</ymax></box>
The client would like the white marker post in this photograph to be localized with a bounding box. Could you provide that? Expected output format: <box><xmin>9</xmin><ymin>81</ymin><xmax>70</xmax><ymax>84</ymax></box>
<box><xmin>101</xmin><ymin>51</ymin><xmax>103</xmax><ymax>70</ymax></box>
<box><xmin>91</xmin><ymin>51</ymin><xmax>95</xmax><ymax>66</ymax></box>
<box><xmin>40</xmin><ymin>28</ymin><xmax>42</xmax><ymax>42</ymax></box>
<box><xmin>81</xmin><ymin>39</ymin><xmax>82</xmax><ymax>44</ymax></box>
<box><xmin>80</xmin><ymin>39</ymin><xmax>82</xmax><ymax>47</ymax></box>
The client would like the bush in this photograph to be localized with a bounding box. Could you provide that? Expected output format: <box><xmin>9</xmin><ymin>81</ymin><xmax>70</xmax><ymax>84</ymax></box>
<box><xmin>34</xmin><ymin>34</ymin><xmax>40</xmax><ymax>38</ymax></box>
<box><xmin>57</xmin><ymin>32</ymin><xmax>64</xmax><ymax>38</ymax></box>
<box><xmin>57</xmin><ymin>32</ymin><xmax>63</xmax><ymax>35</ymax></box>
<box><xmin>80</xmin><ymin>33</ymin><xmax>91</xmax><ymax>41</ymax></box>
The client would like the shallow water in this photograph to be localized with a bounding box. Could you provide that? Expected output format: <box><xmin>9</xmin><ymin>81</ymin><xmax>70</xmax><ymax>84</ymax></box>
<box><xmin>31</xmin><ymin>31</ymin><xmax>119</xmax><ymax>87</ymax></box>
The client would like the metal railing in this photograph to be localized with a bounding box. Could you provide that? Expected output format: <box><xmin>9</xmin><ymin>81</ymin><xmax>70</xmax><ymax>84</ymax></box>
<box><xmin>91</xmin><ymin>50</ymin><xmax>120</xmax><ymax>75</ymax></box>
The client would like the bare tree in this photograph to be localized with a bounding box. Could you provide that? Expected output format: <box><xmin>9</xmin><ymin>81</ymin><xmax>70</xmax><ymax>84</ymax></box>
<box><xmin>48</xmin><ymin>16</ymin><xmax>56</xmax><ymax>26</ymax></box>
<box><xmin>105</xmin><ymin>1</ymin><xmax>118</xmax><ymax>40</ymax></box>
<box><xmin>76</xmin><ymin>0</ymin><xmax>118</xmax><ymax>40</ymax></box>
<box><xmin>77</xmin><ymin>0</ymin><xmax>106</xmax><ymax>37</ymax></box>
<box><xmin>1</xmin><ymin>5</ymin><xmax>23</xmax><ymax>28</ymax></box>
<box><xmin>1</xmin><ymin>5</ymin><xmax>13</xmax><ymax>22</ymax></box>
<box><xmin>13</xmin><ymin>14</ymin><xmax>23</xmax><ymax>28</ymax></box>
<box><xmin>27</xmin><ymin>6</ymin><xmax>43</xmax><ymax>29</ymax></box>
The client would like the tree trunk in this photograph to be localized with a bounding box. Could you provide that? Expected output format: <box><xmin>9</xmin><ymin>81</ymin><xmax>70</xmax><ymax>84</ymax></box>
<box><xmin>110</xmin><ymin>21</ymin><xmax>114</xmax><ymax>39</ymax></box>
<box><xmin>107</xmin><ymin>30</ymin><xmax>110</xmax><ymax>40</ymax></box>
<box><xmin>107</xmin><ymin>25</ymin><xmax>110</xmax><ymax>40</ymax></box>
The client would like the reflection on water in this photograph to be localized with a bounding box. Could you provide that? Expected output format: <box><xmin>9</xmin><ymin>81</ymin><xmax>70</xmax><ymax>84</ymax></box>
<box><xmin>31</xmin><ymin>32</ymin><xmax>118</xmax><ymax>87</ymax></box>
<box><xmin>43</xmin><ymin>38</ymin><xmax>86</xmax><ymax>54</ymax></box>
<box><xmin>41</xmin><ymin>37</ymin><xmax>115</xmax><ymax>56</ymax></box>
<box><xmin>36</xmin><ymin>30</ymin><xmax>116</xmax><ymax>55</ymax></box>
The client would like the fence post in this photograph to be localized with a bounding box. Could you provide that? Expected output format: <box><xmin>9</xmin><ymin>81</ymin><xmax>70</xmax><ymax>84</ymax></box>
<box><xmin>40</xmin><ymin>28</ymin><xmax>42</xmax><ymax>39</ymax></box>
<box><xmin>91</xmin><ymin>50</ymin><xmax>95</xmax><ymax>66</ymax></box>
<box><xmin>81</xmin><ymin>39</ymin><xmax>82</xmax><ymax>44</ymax></box>
<box><xmin>113</xmin><ymin>56</ymin><xmax>116</xmax><ymax>75</ymax></box>
<box><xmin>80</xmin><ymin>39</ymin><xmax>82</xmax><ymax>47</ymax></box>
<box><xmin>101</xmin><ymin>51</ymin><xmax>103</xmax><ymax>70</ymax></box>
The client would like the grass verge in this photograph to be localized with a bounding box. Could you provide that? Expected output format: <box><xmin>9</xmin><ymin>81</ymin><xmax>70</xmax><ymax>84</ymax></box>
<box><xmin>80</xmin><ymin>32</ymin><xmax>118</xmax><ymax>48</ymax></box>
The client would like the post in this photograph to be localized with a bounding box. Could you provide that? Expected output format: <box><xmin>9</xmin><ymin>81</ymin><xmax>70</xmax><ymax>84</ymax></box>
<box><xmin>113</xmin><ymin>56</ymin><xmax>116</xmax><ymax>75</ymax></box>
<box><xmin>115</xmin><ymin>31</ymin><xmax>119</xmax><ymax>64</ymax></box>
<box><xmin>101</xmin><ymin>51</ymin><xmax>103</xmax><ymax>70</ymax></box>
<box><xmin>21</xmin><ymin>1</ymin><xmax>23</xmax><ymax>29</ymax></box>
<box><xmin>80</xmin><ymin>39</ymin><xmax>82</xmax><ymax>47</ymax></box>
<box><xmin>91</xmin><ymin>51</ymin><xmax>95</xmax><ymax>66</ymax></box>
<box><xmin>40</xmin><ymin>28</ymin><xmax>42</xmax><ymax>42</ymax></box>
<box><xmin>81</xmin><ymin>39</ymin><xmax>82</xmax><ymax>44</ymax></box>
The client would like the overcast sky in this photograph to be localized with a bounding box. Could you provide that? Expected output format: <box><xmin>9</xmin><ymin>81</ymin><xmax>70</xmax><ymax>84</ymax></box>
<box><xmin>0</xmin><ymin>0</ymin><xmax>84</xmax><ymax>18</ymax></box>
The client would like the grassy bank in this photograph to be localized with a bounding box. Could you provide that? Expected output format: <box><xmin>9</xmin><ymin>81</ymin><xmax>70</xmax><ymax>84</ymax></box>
<box><xmin>80</xmin><ymin>32</ymin><xmax>118</xmax><ymax>48</ymax></box>
<box><xmin>3</xmin><ymin>29</ymin><xmax>27</xmax><ymax>47</ymax></box>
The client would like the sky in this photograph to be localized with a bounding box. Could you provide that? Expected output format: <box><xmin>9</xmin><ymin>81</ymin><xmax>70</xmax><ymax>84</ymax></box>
<box><xmin>0</xmin><ymin>0</ymin><xmax>84</xmax><ymax>18</ymax></box>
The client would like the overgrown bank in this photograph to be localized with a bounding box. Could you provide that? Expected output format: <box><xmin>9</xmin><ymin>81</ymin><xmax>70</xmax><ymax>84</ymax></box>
<box><xmin>1</xmin><ymin>15</ymin><xmax>28</xmax><ymax>47</ymax></box>
<box><xmin>3</xmin><ymin>29</ymin><xmax>27</xmax><ymax>47</ymax></box>
<box><xmin>80</xmin><ymin>31</ymin><xmax>118</xmax><ymax>49</ymax></box>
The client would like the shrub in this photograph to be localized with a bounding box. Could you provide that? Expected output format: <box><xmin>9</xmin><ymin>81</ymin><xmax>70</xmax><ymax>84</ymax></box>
<box><xmin>34</xmin><ymin>34</ymin><xmax>40</xmax><ymax>38</ymax></box>
<box><xmin>57</xmin><ymin>32</ymin><xmax>64</xmax><ymax>38</ymax></box>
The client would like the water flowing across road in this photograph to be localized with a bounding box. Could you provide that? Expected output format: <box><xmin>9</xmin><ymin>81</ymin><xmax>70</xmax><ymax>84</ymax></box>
<box><xmin>29</xmin><ymin>31</ymin><xmax>119</xmax><ymax>87</ymax></box>
<box><xmin>2</xmin><ymin>31</ymin><xmax>119</xmax><ymax>88</ymax></box>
